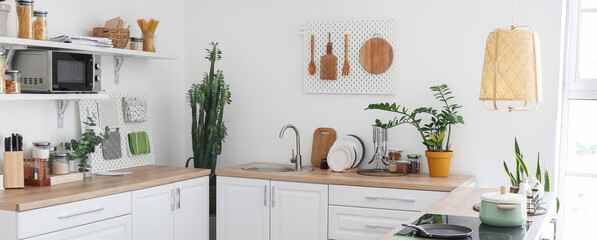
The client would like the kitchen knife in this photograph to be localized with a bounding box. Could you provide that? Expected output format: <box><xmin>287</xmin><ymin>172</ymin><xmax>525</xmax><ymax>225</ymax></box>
<box><xmin>4</xmin><ymin>137</ymin><xmax>9</xmax><ymax>152</ymax></box>
<box><xmin>17</xmin><ymin>135</ymin><xmax>22</xmax><ymax>151</ymax></box>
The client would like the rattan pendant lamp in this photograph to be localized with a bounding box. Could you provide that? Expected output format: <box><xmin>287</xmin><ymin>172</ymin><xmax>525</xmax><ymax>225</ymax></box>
<box><xmin>479</xmin><ymin>1</ymin><xmax>542</xmax><ymax>112</ymax></box>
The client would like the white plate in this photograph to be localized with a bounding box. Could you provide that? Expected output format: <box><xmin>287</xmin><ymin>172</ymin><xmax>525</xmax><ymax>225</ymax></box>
<box><xmin>328</xmin><ymin>141</ymin><xmax>355</xmax><ymax>172</ymax></box>
<box><xmin>339</xmin><ymin>135</ymin><xmax>363</xmax><ymax>168</ymax></box>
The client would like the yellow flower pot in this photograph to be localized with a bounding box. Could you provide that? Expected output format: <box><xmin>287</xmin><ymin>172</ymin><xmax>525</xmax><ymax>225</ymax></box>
<box><xmin>425</xmin><ymin>151</ymin><xmax>453</xmax><ymax>177</ymax></box>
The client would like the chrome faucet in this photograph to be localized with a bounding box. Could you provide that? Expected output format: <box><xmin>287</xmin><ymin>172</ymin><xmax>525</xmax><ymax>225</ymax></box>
<box><xmin>279</xmin><ymin>124</ymin><xmax>302</xmax><ymax>171</ymax></box>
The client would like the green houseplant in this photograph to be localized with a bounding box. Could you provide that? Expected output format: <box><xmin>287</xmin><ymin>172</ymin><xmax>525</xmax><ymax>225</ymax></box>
<box><xmin>503</xmin><ymin>137</ymin><xmax>552</xmax><ymax>192</ymax></box>
<box><xmin>63</xmin><ymin>115</ymin><xmax>110</xmax><ymax>176</ymax></box>
<box><xmin>187</xmin><ymin>42</ymin><xmax>231</xmax><ymax>214</ymax></box>
<box><xmin>365</xmin><ymin>84</ymin><xmax>464</xmax><ymax>177</ymax></box>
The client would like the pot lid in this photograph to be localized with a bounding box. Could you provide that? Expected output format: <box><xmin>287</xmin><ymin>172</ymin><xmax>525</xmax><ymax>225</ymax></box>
<box><xmin>481</xmin><ymin>186</ymin><xmax>526</xmax><ymax>204</ymax></box>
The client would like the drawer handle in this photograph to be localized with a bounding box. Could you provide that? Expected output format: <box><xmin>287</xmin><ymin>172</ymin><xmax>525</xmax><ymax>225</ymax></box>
<box><xmin>58</xmin><ymin>207</ymin><xmax>104</xmax><ymax>220</ymax></box>
<box><xmin>365</xmin><ymin>224</ymin><xmax>395</xmax><ymax>229</ymax></box>
<box><xmin>365</xmin><ymin>195</ymin><xmax>416</xmax><ymax>202</ymax></box>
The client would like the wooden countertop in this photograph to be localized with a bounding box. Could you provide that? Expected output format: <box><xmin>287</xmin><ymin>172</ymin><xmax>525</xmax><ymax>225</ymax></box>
<box><xmin>0</xmin><ymin>165</ymin><xmax>210</xmax><ymax>212</ymax></box>
<box><xmin>379</xmin><ymin>187</ymin><xmax>558</xmax><ymax>240</ymax></box>
<box><xmin>216</xmin><ymin>163</ymin><xmax>475</xmax><ymax>192</ymax></box>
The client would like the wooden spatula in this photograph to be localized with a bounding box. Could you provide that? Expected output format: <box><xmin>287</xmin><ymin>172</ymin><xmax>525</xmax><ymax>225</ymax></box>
<box><xmin>341</xmin><ymin>34</ymin><xmax>349</xmax><ymax>76</ymax></box>
<box><xmin>320</xmin><ymin>33</ymin><xmax>338</xmax><ymax>80</ymax></box>
<box><xmin>308</xmin><ymin>35</ymin><xmax>316</xmax><ymax>75</ymax></box>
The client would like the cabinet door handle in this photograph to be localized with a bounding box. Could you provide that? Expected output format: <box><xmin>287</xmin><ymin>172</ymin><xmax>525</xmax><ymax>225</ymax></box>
<box><xmin>176</xmin><ymin>188</ymin><xmax>181</xmax><ymax>210</ymax></box>
<box><xmin>272</xmin><ymin>186</ymin><xmax>276</xmax><ymax>207</ymax></box>
<box><xmin>365</xmin><ymin>195</ymin><xmax>416</xmax><ymax>202</ymax></box>
<box><xmin>58</xmin><ymin>207</ymin><xmax>104</xmax><ymax>219</ymax></box>
<box><xmin>264</xmin><ymin>185</ymin><xmax>267</xmax><ymax>206</ymax></box>
<box><xmin>171</xmin><ymin>189</ymin><xmax>175</xmax><ymax>211</ymax></box>
<box><xmin>365</xmin><ymin>224</ymin><xmax>395</xmax><ymax>229</ymax></box>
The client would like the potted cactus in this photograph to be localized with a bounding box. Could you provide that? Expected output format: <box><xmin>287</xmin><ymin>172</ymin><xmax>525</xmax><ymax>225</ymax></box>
<box><xmin>365</xmin><ymin>84</ymin><xmax>464</xmax><ymax>177</ymax></box>
<box><xmin>187</xmin><ymin>42</ymin><xmax>231</xmax><ymax>214</ymax></box>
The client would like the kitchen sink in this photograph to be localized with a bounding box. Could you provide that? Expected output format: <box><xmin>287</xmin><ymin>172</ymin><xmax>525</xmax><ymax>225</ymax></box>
<box><xmin>241</xmin><ymin>164</ymin><xmax>313</xmax><ymax>173</ymax></box>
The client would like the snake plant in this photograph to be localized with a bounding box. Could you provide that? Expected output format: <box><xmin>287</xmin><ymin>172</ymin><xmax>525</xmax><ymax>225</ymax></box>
<box><xmin>188</xmin><ymin>42</ymin><xmax>231</xmax><ymax>176</ymax></box>
<box><xmin>503</xmin><ymin>138</ymin><xmax>551</xmax><ymax>192</ymax></box>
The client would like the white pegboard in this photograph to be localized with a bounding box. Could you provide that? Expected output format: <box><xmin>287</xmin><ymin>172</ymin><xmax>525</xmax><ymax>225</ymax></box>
<box><xmin>304</xmin><ymin>19</ymin><xmax>398</xmax><ymax>94</ymax></box>
<box><xmin>78</xmin><ymin>92</ymin><xmax>155</xmax><ymax>173</ymax></box>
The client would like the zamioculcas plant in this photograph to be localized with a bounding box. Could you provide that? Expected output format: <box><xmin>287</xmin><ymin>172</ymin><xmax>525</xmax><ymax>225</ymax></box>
<box><xmin>187</xmin><ymin>42</ymin><xmax>231</xmax><ymax>176</ymax></box>
<box><xmin>365</xmin><ymin>84</ymin><xmax>464</xmax><ymax>152</ymax></box>
<box><xmin>503</xmin><ymin>138</ymin><xmax>551</xmax><ymax>192</ymax></box>
<box><xmin>366</xmin><ymin>84</ymin><xmax>464</xmax><ymax>177</ymax></box>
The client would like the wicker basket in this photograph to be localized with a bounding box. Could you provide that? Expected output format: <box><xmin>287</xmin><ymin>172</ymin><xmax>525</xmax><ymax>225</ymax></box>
<box><xmin>93</xmin><ymin>27</ymin><xmax>130</xmax><ymax>48</ymax></box>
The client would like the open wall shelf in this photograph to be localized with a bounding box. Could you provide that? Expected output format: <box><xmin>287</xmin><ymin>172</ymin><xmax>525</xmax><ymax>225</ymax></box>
<box><xmin>0</xmin><ymin>93</ymin><xmax>109</xmax><ymax>101</ymax></box>
<box><xmin>0</xmin><ymin>36</ymin><xmax>177</xmax><ymax>59</ymax></box>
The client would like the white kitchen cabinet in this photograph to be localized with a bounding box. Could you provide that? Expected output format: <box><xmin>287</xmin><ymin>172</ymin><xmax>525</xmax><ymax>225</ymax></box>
<box><xmin>25</xmin><ymin>215</ymin><xmax>131</xmax><ymax>240</ymax></box>
<box><xmin>132</xmin><ymin>183</ymin><xmax>175</xmax><ymax>240</ymax></box>
<box><xmin>270</xmin><ymin>181</ymin><xmax>328</xmax><ymax>240</ymax></box>
<box><xmin>216</xmin><ymin>176</ymin><xmax>329</xmax><ymax>240</ymax></box>
<box><xmin>328</xmin><ymin>205</ymin><xmax>416</xmax><ymax>240</ymax></box>
<box><xmin>174</xmin><ymin>177</ymin><xmax>209</xmax><ymax>240</ymax></box>
<box><xmin>216</xmin><ymin>176</ymin><xmax>270</xmax><ymax>240</ymax></box>
<box><xmin>132</xmin><ymin>177</ymin><xmax>209</xmax><ymax>240</ymax></box>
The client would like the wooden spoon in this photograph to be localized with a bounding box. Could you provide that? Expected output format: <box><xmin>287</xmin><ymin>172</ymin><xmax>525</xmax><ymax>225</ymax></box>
<box><xmin>308</xmin><ymin>35</ymin><xmax>316</xmax><ymax>75</ymax></box>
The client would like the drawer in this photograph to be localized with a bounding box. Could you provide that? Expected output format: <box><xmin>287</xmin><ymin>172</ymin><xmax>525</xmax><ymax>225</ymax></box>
<box><xmin>329</xmin><ymin>185</ymin><xmax>446</xmax><ymax>211</ymax></box>
<box><xmin>25</xmin><ymin>215</ymin><xmax>131</xmax><ymax>240</ymax></box>
<box><xmin>18</xmin><ymin>192</ymin><xmax>131</xmax><ymax>239</ymax></box>
<box><xmin>329</xmin><ymin>205</ymin><xmax>417</xmax><ymax>240</ymax></box>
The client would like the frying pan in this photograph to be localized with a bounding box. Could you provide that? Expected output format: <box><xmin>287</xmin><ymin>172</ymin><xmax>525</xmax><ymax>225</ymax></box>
<box><xmin>402</xmin><ymin>223</ymin><xmax>473</xmax><ymax>239</ymax></box>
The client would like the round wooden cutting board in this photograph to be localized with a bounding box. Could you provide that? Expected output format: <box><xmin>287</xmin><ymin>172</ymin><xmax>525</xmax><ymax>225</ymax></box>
<box><xmin>359</xmin><ymin>37</ymin><xmax>394</xmax><ymax>74</ymax></box>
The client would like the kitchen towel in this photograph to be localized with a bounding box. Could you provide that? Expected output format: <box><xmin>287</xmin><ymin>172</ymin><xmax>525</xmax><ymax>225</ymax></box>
<box><xmin>128</xmin><ymin>131</ymin><xmax>150</xmax><ymax>155</ymax></box>
<box><xmin>102</xmin><ymin>129</ymin><xmax>122</xmax><ymax>160</ymax></box>
<box><xmin>124</xmin><ymin>100</ymin><xmax>146</xmax><ymax>122</ymax></box>
<box><xmin>97</xmin><ymin>99</ymin><xmax>121</xmax><ymax>129</ymax></box>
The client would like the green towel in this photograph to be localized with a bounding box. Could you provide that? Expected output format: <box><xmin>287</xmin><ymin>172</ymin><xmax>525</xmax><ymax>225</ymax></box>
<box><xmin>128</xmin><ymin>131</ymin><xmax>150</xmax><ymax>154</ymax></box>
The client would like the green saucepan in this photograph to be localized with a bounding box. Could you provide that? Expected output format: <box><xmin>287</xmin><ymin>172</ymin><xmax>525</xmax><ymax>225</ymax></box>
<box><xmin>479</xmin><ymin>186</ymin><xmax>527</xmax><ymax>227</ymax></box>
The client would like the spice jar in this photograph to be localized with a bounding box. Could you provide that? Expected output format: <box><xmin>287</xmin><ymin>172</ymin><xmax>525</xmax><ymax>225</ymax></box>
<box><xmin>0</xmin><ymin>52</ymin><xmax>5</xmax><ymax>94</ymax></box>
<box><xmin>51</xmin><ymin>153</ymin><xmax>70</xmax><ymax>175</ymax></box>
<box><xmin>395</xmin><ymin>160</ymin><xmax>410</xmax><ymax>173</ymax></box>
<box><xmin>407</xmin><ymin>154</ymin><xmax>421</xmax><ymax>173</ymax></box>
<box><xmin>16</xmin><ymin>0</ymin><xmax>34</xmax><ymax>39</ymax></box>
<box><xmin>33</xmin><ymin>10</ymin><xmax>47</xmax><ymax>40</ymax></box>
<box><xmin>388</xmin><ymin>149</ymin><xmax>404</xmax><ymax>160</ymax></box>
<box><xmin>143</xmin><ymin>33</ymin><xmax>156</xmax><ymax>52</ymax></box>
<box><xmin>32</xmin><ymin>141</ymin><xmax>50</xmax><ymax>159</ymax></box>
<box><xmin>130</xmin><ymin>37</ymin><xmax>143</xmax><ymax>51</ymax></box>
<box><xmin>5</xmin><ymin>70</ymin><xmax>21</xmax><ymax>93</ymax></box>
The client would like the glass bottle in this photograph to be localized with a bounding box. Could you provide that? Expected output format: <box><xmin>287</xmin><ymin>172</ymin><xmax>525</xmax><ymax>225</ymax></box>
<box><xmin>16</xmin><ymin>0</ymin><xmax>34</xmax><ymax>39</ymax></box>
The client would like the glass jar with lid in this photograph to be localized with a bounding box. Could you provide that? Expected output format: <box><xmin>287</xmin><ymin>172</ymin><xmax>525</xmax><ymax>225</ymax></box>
<box><xmin>32</xmin><ymin>141</ymin><xmax>50</xmax><ymax>159</ymax></box>
<box><xmin>33</xmin><ymin>10</ymin><xmax>47</xmax><ymax>40</ymax></box>
<box><xmin>16</xmin><ymin>0</ymin><xmax>34</xmax><ymax>39</ymax></box>
<box><xmin>0</xmin><ymin>52</ymin><xmax>5</xmax><ymax>94</ymax></box>
<box><xmin>130</xmin><ymin>37</ymin><xmax>143</xmax><ymax>51</ymax></box>
<box><xmin>5</xmin><ymin>70</ymin><xmax>21</xmax><ymax>93</ymax></box>
<box><xmin>50</xmin><ymin>153</ymin><xmax>70</xmax><ymax>175</ymax></box>
<box><xmin>407</xmin><ymin>154</ymin><xmax>421</xmax><ymax>173</ymax></box>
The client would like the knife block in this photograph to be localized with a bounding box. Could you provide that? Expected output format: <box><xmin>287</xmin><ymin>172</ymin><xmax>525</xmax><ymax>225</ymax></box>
<box><xmin>3</xmin><ymin>152</ymin><xmax>24</xmax><ymax>189</ymax></box>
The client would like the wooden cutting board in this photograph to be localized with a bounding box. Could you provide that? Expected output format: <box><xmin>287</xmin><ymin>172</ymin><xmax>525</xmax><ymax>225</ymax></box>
<box><xmin>359</xmin><ymin>37</ymin><xmax>394</xmax><ymax>74</ymax></box>
<box><xmin>311</xmin><ymin>128</ymin><xmax>337</xmax><ymax>167</ymax></box>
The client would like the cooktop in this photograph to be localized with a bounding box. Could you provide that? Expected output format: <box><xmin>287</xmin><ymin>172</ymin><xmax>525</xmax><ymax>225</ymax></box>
<box><xmin>394</xmin><ymin>214</ymin><xmax>532</xmax><ymax>240</ymax></box>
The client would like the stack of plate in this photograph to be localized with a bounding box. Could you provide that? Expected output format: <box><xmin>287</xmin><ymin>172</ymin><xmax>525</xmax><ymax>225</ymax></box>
<box><xmin>327</xmin><ymin>135</ymin><xmax>365</xmax><ymax>172</ymax></box>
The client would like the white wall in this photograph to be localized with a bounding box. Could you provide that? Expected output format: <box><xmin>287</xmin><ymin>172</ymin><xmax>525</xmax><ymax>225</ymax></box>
<box><xmin>186</xmin><ymin>0</ymin><xmax>564</xmax><ymax>188</ymax></box>
<box><xmin>0</xmin><ymin>0</ymin><xmax>187</xmax><ymax>168</ymax></box>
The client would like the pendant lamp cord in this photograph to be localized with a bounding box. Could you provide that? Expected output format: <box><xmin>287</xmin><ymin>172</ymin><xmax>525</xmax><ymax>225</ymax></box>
<box><xmin>511</xmin><ymin>0</ymin><xmax>516</xmax><ymax>28</ymax></box>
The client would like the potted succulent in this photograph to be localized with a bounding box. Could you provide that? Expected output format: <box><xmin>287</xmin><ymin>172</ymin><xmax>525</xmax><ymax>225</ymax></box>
<box><xmin>62</xmin><ymin>115</ymin><xmax>110</xmax><ymax>177</ymax></box>
<box><xmin>365</xmin><ymin>84</ymin><xmax>464</xmax><ymax>177</ymax></box>
<box><xmin>187</xmin><ymin>42</ymin><xmax>231</xmax><ymax>214</ymax></box>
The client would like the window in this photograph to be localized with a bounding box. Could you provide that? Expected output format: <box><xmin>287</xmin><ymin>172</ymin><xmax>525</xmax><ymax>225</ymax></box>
<box><xmin>561</xmin><ymin>0</ymin><xmax>597</xmax><ymax>238</ymax></box>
